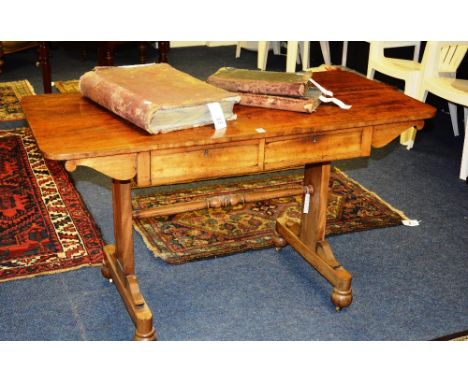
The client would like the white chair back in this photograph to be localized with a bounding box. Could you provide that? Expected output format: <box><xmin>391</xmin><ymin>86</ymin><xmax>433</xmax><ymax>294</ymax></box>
<box><xmin>418</xmin><ymin>41</ymin><xmax>468</xmax><ymax>181</ymax></box>
<box><xmin>368</xmin><ymin>41</ymin><xmax>421</xmax><ymax>63</ymax></box>
<box><xmin>421</xmin><ymin>42</ymin><xmax>468</xmax><ymax>77</ymax></box>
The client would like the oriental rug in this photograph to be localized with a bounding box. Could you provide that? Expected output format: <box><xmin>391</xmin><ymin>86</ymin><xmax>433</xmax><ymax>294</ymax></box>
<box><xmin>53</xmin><ymin>80</ymin><xmax>79</xmax><ymax>94</ymax></box>
<box><xmin>432</xmin><ymin>330</ymin><xmax>468</xmax><ymax>341</ymax></box>
<box><xmin>0</xmin><ymin>128</ymin><xmax>104</xmax><ymax>283</ymax></box>
<box><xmin>0</xmin><ymin>80</ymin><xmax>35</xmax><ymax>121</ymax></box>
<box><xmin>133</xmin><ymin>168</ymin><xmax>408</xmax><ymax>264</ymax></box>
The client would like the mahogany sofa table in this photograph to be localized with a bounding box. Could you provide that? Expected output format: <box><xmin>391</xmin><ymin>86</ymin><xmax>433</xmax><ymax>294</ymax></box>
<box><xmin>22</xmin><ymin>71</ymin><xmax>435</xmax><ymax>340</ymax></box>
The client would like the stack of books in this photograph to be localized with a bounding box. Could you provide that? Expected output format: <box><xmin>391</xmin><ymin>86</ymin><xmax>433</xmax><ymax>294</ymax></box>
<box><xmin>207</xmin><ymin>67</ymin><xmax>321</xmax><ymax>113</ymax></box>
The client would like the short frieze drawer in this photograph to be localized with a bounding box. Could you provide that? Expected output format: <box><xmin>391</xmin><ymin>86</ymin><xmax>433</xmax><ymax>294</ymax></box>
<box><xmin>150</xmin><ymin>140</ymin><xmax>262</xmax><ymax>185</ymax></box>
<box><xmin>264</xmin><ymin>128</ymin><xmax>369</xmax><ymax>170</ymax></box>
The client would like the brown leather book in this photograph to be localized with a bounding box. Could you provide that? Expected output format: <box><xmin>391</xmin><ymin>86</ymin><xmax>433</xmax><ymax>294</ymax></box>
<box><xmin>207</xmin><ymin>67</ymin><xmax>316</xmax><ymax>97</ymax></box>
<box><xmin>239</xmin><ymin>93</ymin><xmax>320</xmax><ymax>113</ymax></box>
<box><xmin>79</xmin><ymin>63</ymin><xmax>240</xmax><ymax>134</ymax></box>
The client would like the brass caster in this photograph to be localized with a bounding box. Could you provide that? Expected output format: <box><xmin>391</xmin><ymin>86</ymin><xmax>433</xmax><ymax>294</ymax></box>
<box><xmin>272</xmin><ymin>231</ymin><xmax>287</xmax><ymax>251</ymax></box>
<box><xmin>275</xmin><ymin>247</ymin><xmax>282</xmax><ymax>252</ymax></box>
<box><xmin>100</xmin><ymin>261</ymin><xmax>112</xmax><ymax>280</ymax></box>
<box><xmin>335</xmin><ymin>306</ymin><xmax>341</xmax><ymax>312</ymax></box>
<box><xmin>133</xmin><ymin>327</ymin><xmax>157</xmax><ymax>341</ymax></box>
<box><xmin>109</xmin><ymin>278</ymin><xmax>113</xmax><ymax>284</ymax></box>
<box><xmin>331</xmin><ymin>287</ymin><xmax>352</xmax><ymax>309</ymax></box>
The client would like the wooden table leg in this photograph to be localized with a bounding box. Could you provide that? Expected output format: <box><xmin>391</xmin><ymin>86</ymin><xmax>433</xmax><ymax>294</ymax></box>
<box><xmin>98</xmin><ymin>42</ymin><xmax>114</xmax><ymax>66</ymax></box>
<box><xmin>138</xmin><ymin>42</ymin><xmax>147</xmax><ymax>64</ymax></box>
<box><xmin>38</xmin><ymin>42</ymin><xmax>52</xmax><ymax>94</ymax></box>
<box><xmin>275</xmin><ymin>162</ymin><xmax>353</xmax><ymax>310</ymax></box>
<box><xmin>157</xmin><ymin>41</ymin><xmax>169</xmax><ymax>63</ymax></box>
<box><xmin>101</xmin><ymin>179</ymin><xmax>156</xmax><ymax>340</ymax></box>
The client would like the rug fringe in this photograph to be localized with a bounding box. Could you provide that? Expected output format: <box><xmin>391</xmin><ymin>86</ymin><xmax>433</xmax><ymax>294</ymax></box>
<box><xmin>3</xmin><ymin>79</ymin><xmax>36</xmax><ymax>98</ymax></box>
<box><xmin>0</xmin><ymin>263</ymin><xmax>102</xmax><ymax>284</ymax></box>
<box><xmin>133</xmin><ymin>222</ymin><xmax>172</xmax><ymax>262</ymax></box>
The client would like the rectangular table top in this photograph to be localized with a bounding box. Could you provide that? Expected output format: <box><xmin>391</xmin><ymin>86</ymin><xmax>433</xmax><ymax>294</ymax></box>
<box><xmin>22</xmin><ymin>70</ymin><xmax>436</xmax><ymax>161</ymax></box>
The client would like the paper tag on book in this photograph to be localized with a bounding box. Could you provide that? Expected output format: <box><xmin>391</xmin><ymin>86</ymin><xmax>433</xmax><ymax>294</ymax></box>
<box><xmin>207</xmin><ymin>102</ymin><xmax>227</xmax><ymax>130</ymax></box>
<box><xmin>303</xmin><ymin>190</ymin><xmax>310</xmax><ymax>214</ymax></box>
<box><xmin>402</xmin><ymin>219</ymin><xmax>420</xmax><ymax>227</ymax></box>
<box><xmin>319</xmin><ymin>95</ymin><xmax>352</xmax><ymax>110</ymax></box>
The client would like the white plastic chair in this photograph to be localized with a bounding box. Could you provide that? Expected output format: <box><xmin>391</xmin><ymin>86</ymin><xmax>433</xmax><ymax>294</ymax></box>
<box><xmin>236</xmin><ymin>41</ymin><xmax>281</xmax><ymax>59</ymax></box>
<box><xmin>287</xmin><ymin>41</ymin><xmax>332</xmax><ymax>72</ymax></box>
<box><xmin>367</xmin><ymin>42</ymin><xmax>424</xmax><ymax>148</ymax></box>
<box><xmin>254</xmin><ymin>41</ymin><xmax>333</xmax><ymax>73</ymax></box>
<box><xmin>237</xmin><ymin>41</ymin><xmax>348</xmax><ymax>73</ymax></box>
<box><xmin>300</xmin><ymin>41</ymin><xmax>349</xmax><ymax>69</ymax></box>
<box><xmin>417</xmin><ymin>41</ymin><xmax>468</xmax><ymax>181</ymax></box>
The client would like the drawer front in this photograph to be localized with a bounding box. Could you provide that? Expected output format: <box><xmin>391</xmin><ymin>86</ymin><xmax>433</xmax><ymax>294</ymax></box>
<box><xmin>150</xmin><ymin>141</ymin><xmax>261</xmax><ymax>185</ymax></box>
<box><xmin>264</xmin><ymin>129</ymin><xmax>365</xmax><ymax>170</ymax></box>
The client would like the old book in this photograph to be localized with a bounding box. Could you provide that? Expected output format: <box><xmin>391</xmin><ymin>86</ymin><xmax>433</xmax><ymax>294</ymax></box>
<box><xmin>79</xmin><ymin>63</ymin><xmax>241</xmax><ymax>134</ymax></box>
<box><xmin>207</xmin><ymin>67</ymin><xmax>316</xmax><ymax>97</ymax></box>
<box><xmin>238</xmin><ymin>93</ymin><xmax>320</xmax><ymax>113</ymax></box>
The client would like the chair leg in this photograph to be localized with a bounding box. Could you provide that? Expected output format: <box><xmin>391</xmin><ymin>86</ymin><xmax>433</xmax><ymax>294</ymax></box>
<box><xmin>138</xmin><ymin>42</ymin><xmax>147</xmax><ymax>64</ymax></box>
<box><xmin>257</xmin><ymin>41</ymin><xmax>269</xmax><ymax>70</ymax></box>
<box><xmin>366</xmin><ymin>65</ymin><xmax>375</xmax><ymax>79</ymax></box>
<box><xmin>448</xmin><ymin>102</ymin><xmax>460</xmax><ymax>136</ymax></box>
<box><xmin>235</xmin><ymin>42</ymin><xmax>242</xmax><ymax>58</ymax></box>
<box><xmin>301</xmin><ymin>42</ymin><xmax>310</xmax><ymax>71</ymax></box>
<box><xmin>400</xmin><ymin>128</ymin><xmax>417</xmax><ymax>149</ymax></box>
<box><xmin>319</xmin><ymin>42</ymin><xmax>331</xmax><ymax>65</ymax></box>
<box><xmin>460</xmin><ymin>118</ymin><xmax>468</xmax><ymax>181</ymax></box>
<box><xmin>286</xmin><ymin>41</ymin><xmax>298</xmax><ymax>73</ymax></box>
<box><xmin>400</xmin><ymin>77</ymin><xmax>420</xmax><ymax>149</ymax></box>
<box><xmin>0</xmin><ymin>43</ymin><xmax>4</xmax><ymax>74</ymax></box>
<box><xmin>341</xmin><ymin>41</ymin><xmax>348</xmax><ymax>67</ymax></box>
<box><xmin>272</xmin><ymin>42</ymin><xmax>281</xmax><ymax>55</ymax></box>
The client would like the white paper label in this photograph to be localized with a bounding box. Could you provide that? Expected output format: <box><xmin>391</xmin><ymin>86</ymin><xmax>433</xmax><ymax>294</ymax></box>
<box><xmin>207</xmin><ymin>102</ymin><xmax>227</xmax><ymax>130</ymax></box>
<box><xmin>402</xmin><ymin>219</ymin><xmax>420</xmax><ymax>227</ymax></box>
<box><xmin>318</xmin><ymin>95</ymin><xmax>352</xmax><ymax>110</ymax></box>
<box><xmin>309</xmin><ymin>78</ymin><xmax>334</xmax><ymax>97</ymax></box>
<box><xmin>212</xmin><ymin>128</ymin><xmax>226</xmax><ymax>139</ymax></box>
<box><xmin>303</xmin><ymin>191</ymin><xmax>310</xmax><ymax>214</ymax></box>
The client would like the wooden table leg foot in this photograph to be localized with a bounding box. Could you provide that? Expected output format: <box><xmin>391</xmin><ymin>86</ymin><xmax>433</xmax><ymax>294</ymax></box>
<box><xmin>331</xmin><ymin>287</ymin><xmax>353</xmax><ymax>309</ymax></box>
<box><xmin>272</xmin><ymin>229</ymin><xmax>288</xmax><ymax>252</ymax></box>
<box><xmin>276</xmin><ymin>215</ymin><xmax>354</xmax><ymax>309</ymax></box>
<box><xmin>100</xmin><ymin>257</ymin><xmax>112</xmax><ymax>280</ymax></box>
<box><xmin>104</xmin><ymin>244</ymin><xmax>156</xmax><ymax>341</ymax></box>
<box><xmin>134</xmin><ymin>324</ymin><xmax>157</xmax><ymax>341</ymax></box>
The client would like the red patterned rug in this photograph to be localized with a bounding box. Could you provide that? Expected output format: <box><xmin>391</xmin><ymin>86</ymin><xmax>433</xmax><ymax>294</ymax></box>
<box><xmin>0</xmin><ymin>128</ymin><xmax>104</xmax><ymax>282</ymax></box>
<box><xmin>133</xmin><ymin>168</ymin><xmax>408</xmax><ymax>264</ymax></box>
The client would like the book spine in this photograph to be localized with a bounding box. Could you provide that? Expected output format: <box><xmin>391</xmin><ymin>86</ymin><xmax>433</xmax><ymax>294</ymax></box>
<box><xmin>239</xmin><ymin>93</ymin><xmax>319</xmax><ymax>113</ymax></box>
<box><xmin>207</xmin><ymin>76</ymin><xmax>305</xmax><ymax>97</ymax></box>
<box><xmin>79</xmin><ymin>72</ymin><xmax>155</xmax><ymax>132</ymax></box>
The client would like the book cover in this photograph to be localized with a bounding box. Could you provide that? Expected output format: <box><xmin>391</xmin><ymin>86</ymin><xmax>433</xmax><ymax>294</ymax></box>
<box><xmin>79</xmin><ymin>63</ymin><xmax>241</xmax><ymax>134</ymax></box>
<box><xmin>238</xmin><ymin>92</ymin><xmax>320</xmax><ymax>113</ymax></box>
<box><xmin>207</xmin><ymin>67</ymin><xmax>315</xmax><ymax>97</ymax></box>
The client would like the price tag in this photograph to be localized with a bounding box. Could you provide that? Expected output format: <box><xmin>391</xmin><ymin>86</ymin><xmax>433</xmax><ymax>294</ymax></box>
<box><xmin>207</xmin><ymin>102</ymin><xmax>227</xmax><ymax>130</ymax></box>
<box><xmin>402</xmin><ymin>219</ymin><xmax>420</xmax><ymax>227</ymax></box>
<box><xmin>303</xmin><ymin>190</ymin><xmax>310</xmax><ymax>214</ymax></box>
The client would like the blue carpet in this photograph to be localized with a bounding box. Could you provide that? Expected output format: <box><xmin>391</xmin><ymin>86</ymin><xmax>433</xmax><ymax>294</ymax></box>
<box><xmin>0</xmin><ymin>43</ymin><xmax>467</xmax><ymax>341</ymax></box>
